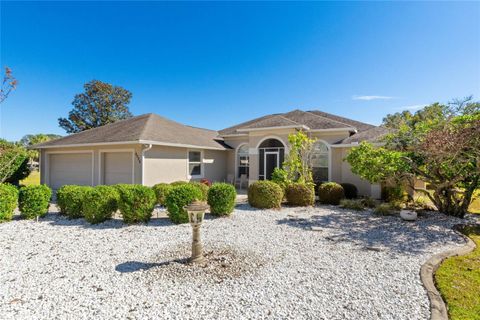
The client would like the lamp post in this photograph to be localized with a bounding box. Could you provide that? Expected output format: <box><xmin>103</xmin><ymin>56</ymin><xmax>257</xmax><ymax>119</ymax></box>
<box><xmin>184</xmin><ymin>200</ymin><xmax>209</xmax><ymax>264</ymax></box>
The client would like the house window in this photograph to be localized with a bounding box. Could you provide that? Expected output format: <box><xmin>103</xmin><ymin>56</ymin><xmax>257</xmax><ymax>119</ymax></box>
<box><xmin>311</xmin><ymin>141</ymin><xmax>329</xmax><ymax>182</ymax></box>
<box><xmin>188</xmin><ymin>150</ymin><xmax>202</xmax><ymax>177</ymax></box>
<box><xmin>237</xmin><ymin>144</ymin><xmax>249</xmax><ymax>178</ymax></box>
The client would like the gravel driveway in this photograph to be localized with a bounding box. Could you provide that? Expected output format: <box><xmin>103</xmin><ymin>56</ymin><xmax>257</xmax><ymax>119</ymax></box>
<box><xmin>0</xmin><ymin>204</ymin><xmax>474</xmax><ymax>320</ymax></box>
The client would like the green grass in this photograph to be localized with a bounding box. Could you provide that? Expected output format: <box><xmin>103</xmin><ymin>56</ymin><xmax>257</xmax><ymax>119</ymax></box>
<box><xmin>435</xmin><ymin>225</ymin><xmax>480</xmax><ymax>320</ymax></box>
<box><xmin>20</xmin><ymin>171</ymin><xmax>40</xmax><ymax>186</ymax></box>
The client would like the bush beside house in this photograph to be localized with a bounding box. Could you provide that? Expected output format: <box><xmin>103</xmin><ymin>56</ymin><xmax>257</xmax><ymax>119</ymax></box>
<box><xmin>18</xmin><ymin>184</ymin><xmax>52</xmax><ymax>219</ymax></box>
<box><xmin>248</xmin><ymin>181</ymin><xmax>283</xmax><ymax>209</ymax></box>
<box><xmin>116</xmin><ymin>185</ymin><xmax>156</xmax><ymax>224</ymax></box>
<box><xmin>189</xmin><ymin>181</ymin><xmax>209</xmax><ymax>201</ymax></box>
<box><xmin>208</xmin><ymin>183</ymin><xmax>236</xmax><ymax>216</ymax></box>
<box><xmin>340</xmin><ymin>183</ymin><xmax>358</xmax><ymax>199</ymax></box>
<box><xmin>165</xmin><ymin>184</ymin><xmax>203</xmax><ymax>224</ymax></box>
<box><xmin>83</xmin><ymin>186</ymin><xmax>120</xmax><ymax>224</ymax></box>
<box><xmin>56</xmin><ymin>185</ymin><xmax>92</xmax><ymax>219</ymax></box>
<box><xmin>0</xmin><ymin>184</ymin><xmax>19</xmax><ymax>222</ymax></box>
<box><xmin>285</xmin><ymin>183</ymin><xmax>315</xmax><ymax>206</ymax></box>
<box><xmin>318</xmin><ymin>182</ymin><xmax>345</xmax><ymax>205</ymax></box>
<box><xmin>152</xmin><ymin>183</ymin><xmax>172</xmax><ymax>206</ymax></box>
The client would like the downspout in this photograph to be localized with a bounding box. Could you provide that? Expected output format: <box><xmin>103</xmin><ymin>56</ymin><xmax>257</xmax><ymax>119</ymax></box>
<box><xmin>141</xmin><ymin>144</ymin><xmax>153</xmax><ymax>185</ymax></box>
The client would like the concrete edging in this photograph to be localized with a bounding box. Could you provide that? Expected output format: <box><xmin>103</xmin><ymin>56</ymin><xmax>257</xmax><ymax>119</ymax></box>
<box><xmin>420</xmin><ymin>225</ymin><xmax>477</xmax><ymax>320</ymax></box>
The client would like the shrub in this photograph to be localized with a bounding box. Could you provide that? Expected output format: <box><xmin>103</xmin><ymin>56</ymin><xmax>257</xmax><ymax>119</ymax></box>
<box><xmin>373</xmin><ymin>203</ymin><xmax>397</xmax><ymax>216</ymax></box>
<box><xmin>18</xmin><ymin>184</ymin><xmax>52</xmax><ymax>219</ymax></box>
<box><xmin>56</xmin><ymin>185</ymin><xmax>92</xmax><ymax>218</ymax></box>
<box><xmin>271</xmin><ymin>168</ymin><xmax>291</xmax><ymax>191</ymax></box>
<box><xmin>382</xmin><ymin>185</ymin><xmax>407</xmax><ymax>203</ymax></box>
<box><xmin>0</xmin><ymin>184</ymin><xmax>19</xmax><ymax>222</ymax></box>
<box><xmin>248</xmin><ymin>180</ymin><xmax>283</xmax><ymax>209</ymax></box>
<box><xmin>117</xmin><ymin>185</ymin><xmax>156</xmax><ymax>224</ymax></box>
<box><xmin>189</xmin><ymin>181</ymin><xmax>209</xmax><ymax>201</ymax></box>
<box><xmin>83</xmin><ymin>186</ymin><xmax>120</xmax><ymax>224</ymax></box>
<box><xmin>285</xmin><ymin>183</ymin><xmax>315</xmax><ymax>206</ymax></box>
<box><xmin>207</xmin><ymin>183</ymin><xmax>236</xmax><ymax>216</ymax></box>
<box><xmin>318</xmin><ymin>182</ymin><xmax>345</xmax><ymax>205</ymax></box>
<box><xmin>361</xmin><ymin>196</ymin><xmax>377</xmax><ymax>208</ymax></box>
<box><xmin>340</xmin><ymin>199</ymin><xmax>365</xmax><ymax>211</ymax></box>
<box><xmin>165</xmin><ymin>184</ymin><xmax>203</xmax><ymax>224</ymax></box>
<box><xmin>170</xmin><ymin>181</ymin><xmax>188</xmax><ymax>187</ymax></box>
<box><xmin>152</xmin><ymin>183</ymin><xmax>172</xmax><ymax>206</ymax></box>
<box><xmin>340</xmin><ymin>183</ymin><xmax>358</xmax><ymax>199</ymax></box>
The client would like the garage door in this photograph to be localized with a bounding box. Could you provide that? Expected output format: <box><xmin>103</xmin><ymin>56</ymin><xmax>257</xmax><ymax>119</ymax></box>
<box><xmin>49</xmin><ymin>153</ymin><xmax>93</xmax><ymax>190</ymax></box>
<box><xmin>103</xmin><ymin>152</ymin><xmax>133</xmax><ymax>185</ymax></box>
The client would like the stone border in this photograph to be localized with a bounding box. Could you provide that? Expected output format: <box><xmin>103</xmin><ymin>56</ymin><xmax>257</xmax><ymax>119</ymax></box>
<box><xmin>420</xmin><ymin>226</ymin><xmax>477</xmax><ymax>320</ymax></box>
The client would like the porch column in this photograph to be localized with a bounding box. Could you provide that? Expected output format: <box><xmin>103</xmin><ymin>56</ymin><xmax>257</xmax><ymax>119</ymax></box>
<box><xmin>248</xmin><ymin>147</ymin><xmax>259</xmax><ymax>185</ymax></box>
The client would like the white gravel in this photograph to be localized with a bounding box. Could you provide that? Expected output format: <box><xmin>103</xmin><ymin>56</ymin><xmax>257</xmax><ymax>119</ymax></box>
<box><xmin>0</xmin><ymin>204</ymin><xmax>476</xmax><ymax>320</ymax></box>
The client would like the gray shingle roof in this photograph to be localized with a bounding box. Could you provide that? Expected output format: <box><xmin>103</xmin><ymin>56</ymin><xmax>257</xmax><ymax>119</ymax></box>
<box><xmin>34</xmin><ymin>113</ymin><xmax>230</xmax><ymax>150</ymax></box>
<box><xmin>337</xmin><ymin>126</ymin><xmax>391</xmax><ymax>144</ymax></box>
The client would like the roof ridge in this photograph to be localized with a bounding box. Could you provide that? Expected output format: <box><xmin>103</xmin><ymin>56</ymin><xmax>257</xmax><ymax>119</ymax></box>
<box><xmin>277</xmin><ymin>114</ymin><xmax>303</xmax><ymax>126</ymax></box>
<box><xmin>305</xmin><ymin>110</ymin><xmax>356</xmax><ymax>129</ymax></box>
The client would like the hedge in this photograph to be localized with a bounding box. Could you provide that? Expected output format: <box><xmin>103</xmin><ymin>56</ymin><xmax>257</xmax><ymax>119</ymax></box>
<box><xmin>116</xmin><ymin>185</ymin><xmax>156</xmax><ymax>224</ymax></box>
<box><xmin>285</xmin><ymin>183</ymin><xmax>315</xmax><ymax>206</ymax></box>
<box><xmin>318</xmin><ymin>182</ymin><xmax>345</xmax><ymax>205</ymax></box>
<box><xmin>189</xmin><ymin>181</ymin><xmax>209</xmax><ymax>201</ymax></box>
<box><xmin>83</xmin><ymin>186</ymin><xmax>120</xmax><ymax>224</ymax></box>
<box><xmin>18</xmin><ymin>184</ymin><xmax>52</xmax><ymax>219</ymax></box>
<box><xmin>170</xmin><ymin>181</ymin><xmax>188</xmax><ymax>187</ymax></box>
<box><xmin>152</xmin><ymin>183</ymin><xmax>172</xmax><ymax>206</ymax></box>
<box><xmin>0</xmin><ymin>184</ymin><xmax>19</xmax><ymax>222</ymax></box>
<box><xmin>340</xmin><ymin>183</ymin><xmax>358</xmax><ymax>199</ymax></box>
<box><xmin>207</xmin><ymin>183</ymin><xmax>236</xmax><ymax>216</ymax></box>
<box><xmin>248</xmin><ymin>180</ymin><xmax>283</xmax><ymax>209</ymax></box>
<box><xmin>165</xmin><ymin>184</ymin><xmax>203</xmax><ymax>224</ymax></box>
<box><xmin>56</xmin><ymin>185</ymin><xmax>92</xmax><ymax>219</ymax></box>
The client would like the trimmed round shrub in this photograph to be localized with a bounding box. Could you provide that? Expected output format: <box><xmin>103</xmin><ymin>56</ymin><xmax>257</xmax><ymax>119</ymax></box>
<box><xmin>170</xmin><ymin>181</ymin><xmax>188</xmax><ymax>187</ymax></box>
<box><xmin>340</xmin><ymin>183</ymin><xmax>358</xmax><ymax>199</ymax></box>
<box><xmin>18</xmin><ymin>184</ymin><xmax>52</xmax><ymax>219</ymax></box>
<box><xmin>117</xmin><ymin>185</ymin><xmax>156</xmax><ymax>224</ymax></box>
<box><xmin>248</xmin><ymin>180</ymin><xmax>283</xmax><ymax>209</ymax></box>
<box><xmin>285</xmin><ymin>183</ymin><xmax>315</xmax><ymax>206</ymax></box>
<box><xmin>340</xmin><ymin>199</ymin><xmax>365</xmax><ymax>211</ymax></box>
<box><xmin>152</xmin><ymin>183</ymin><xmax>172</xmax><ymax>206</ymax></box>
<box><xmin>189</xmin><ymin>181</ymin><xmax>209</xmax><ymax>201</ymax></box>
<box><xmin>318</xmin><ymin>182</ymin><xmax>345</xmax><ymax>205</ymax></box>
<box><xmin>0</xmin><ymin>184</ymin><xmax>19</xmax><ymax>222</ymax></box>
<box><xmin>165</xmin><ymin>184</ymin><xmax>203</xmax><ymax>224</ymax></box>
<box><xmin>56</xmin><ymin>185</ymin><xmax>92</xmax><ymax>219</ymax></box>
<box><xmin>207</xmin><ymin>183</ymin><xmax>236</xmax><ymax>216</ymax></box>
<box><xmin>83</xmin><ymin>186</ymin><xmax>120</xmax><ymax>224</ymax></box>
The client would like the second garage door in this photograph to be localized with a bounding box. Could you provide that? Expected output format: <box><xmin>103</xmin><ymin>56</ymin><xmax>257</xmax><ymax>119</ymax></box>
<box><xmin>102</xmin><ymin>152</ymin><xmax>134</xmax><ymax>185</ymax></box>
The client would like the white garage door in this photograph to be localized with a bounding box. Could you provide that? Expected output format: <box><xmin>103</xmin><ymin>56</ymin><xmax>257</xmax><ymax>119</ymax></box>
<box><xmin>103</xmin><ymin>152</ymin><xmax>133</xmax><ymax>185</ymax></box>
<box><xmin>49</xmin><ymin>153</ymin><xmax>93</xmax><ymax>190</ymax></box>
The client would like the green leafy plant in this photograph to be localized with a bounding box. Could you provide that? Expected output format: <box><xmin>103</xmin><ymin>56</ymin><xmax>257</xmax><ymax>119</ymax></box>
<box><xmin>189</xmin><ymin>181</ymin><xmax>209</xmax><ymax>201</ymax></box>
<box><xmin>170</xmin><ymin>181</ymin><xmax>188</xmax><ymax>187</ymax></box>
<box><xmin>152</xmin><ymin>183</ymin><xmax>172</xmax><ymax>206</ymax></box>
<box><xmin>360</xmin><ymin>196</ymin><xmax>377</xmax><ymax>208</ymax></box>
<box><xmin>165</xmin><ymin>184</ymin><xmax>203</xmax><ymax>224</ymax></box>
<box><xmin>83</xmin><ymin>186</ymin><xmax>120</xmax><ymax>224</ymax></box>
<box><xmin>0</xmin><ymin>183</ymin><xmax>18</xmax><ymax>222</ymax></box>
<box><xmin>116</xmin><ymin>185</ymin><xmax>156</xmax><ymax>224</ymax></box>
<box><xmin>56</xmin><ymin>185</ymin><xmax>92</xmax><ymax>219</ymax></box>
<box><xmin>340</xmin><ymin>183</ymin><xmax>358</xmax><ymax>199</ymax></box>
<box><xmin>285</xmin><ymin>183</ymin><xmax>315</xmax><ymax>206</ymax></box>
<box><xmin>373</xmin><ymin>203</ymin><xmax>397</xmax><ymax>216</ymax></box>
<box><xmin>318</xmin><ymin>182</ymin><xmax>345</xmax><ymax>205</ymax></box>
<box><xmin>0</xmin><ymin>139</ymin><xmax>30</xmax><ymax>184</ymax></box>
<box><xmin>271</xmin><ymin>167</ymin><xmax>291</xmax><ymax>191</ymax></box>
<box><xmin>248</xmin><ymin>180</ymin><xmax>283</xmax><ymax>209</ymax></box>
<box><xmin>282</xmin><ymin>131</ymin><xmax>316</xmax><ymax>186</ymax></box>
<box><xmin>18</xmin><ymin>184</ymin><xmax>52</xmax><ymax>219</ymax></box>
<box><xmin>340</xmin><ymin>199</ymin><xmax>365</xmax><ymax>211</ymax></box>
<box><xmin>207</xmin><ymin>183</ymin><xmax>236</xmax><ymax>216</ymax></box>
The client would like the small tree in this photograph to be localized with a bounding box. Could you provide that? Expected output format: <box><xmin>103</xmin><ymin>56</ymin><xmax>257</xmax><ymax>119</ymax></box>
<box><xmin>0</xmin><ymin>139</ymin><xmax>30</xmax><ymax>184</ymax></box>
<box><xmin>58</xmin><ymin>80</ymin><xmax>133</xmax><ymax>133</ymax></box>
<box><xmin>0</xmin><ymin>66</ymin><xmax>17</xmax><ymax>104</ymax></box>
<box><xmin>20</xmin><ymin>133</ymin><xmax>62</xmax><ymax>162</ymax></box>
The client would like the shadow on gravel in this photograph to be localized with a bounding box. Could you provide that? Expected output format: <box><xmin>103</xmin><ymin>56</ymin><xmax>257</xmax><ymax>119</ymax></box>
<box><xmin>277</xmin><ymin>208</ymin><xmax>464</xmax><ymax>254</ymax></box>
<box><xmin>115</xmin><ymin>259</ymin><xmax>188</xmax><ymax>273</ymax></box>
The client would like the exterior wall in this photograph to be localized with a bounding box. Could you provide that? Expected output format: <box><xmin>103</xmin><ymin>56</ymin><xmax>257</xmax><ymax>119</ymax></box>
<box><xmin>337</xmin><ymin>147</ymin><xmax>376</xmax><ymax>197</ymax></box>
<box><xmin>40</xmin><ymin>144</ymin><xmax>143</xmax><ymax>187</ymax></box>
<box><xmin>142</xmin><ymin>145</ymin><xmax>228</xmax><ymax>186</ymax></box>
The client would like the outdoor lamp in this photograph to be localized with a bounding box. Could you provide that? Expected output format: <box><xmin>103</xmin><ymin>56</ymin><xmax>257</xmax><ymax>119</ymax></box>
<box><xmin>184</xmin><ymin>200</ymin><xmax>209</xmax><ymax>263</ymax></box>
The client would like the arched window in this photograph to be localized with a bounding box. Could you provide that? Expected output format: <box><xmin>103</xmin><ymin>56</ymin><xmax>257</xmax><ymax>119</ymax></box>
<box><xmin>237</xmin><ymin>144</ymin><xmax>249</xmax><ymax>178</ymax></box>
<box><xmin>311</xmin><ymin>141</ymin><xmax>329</xmax><ymax>182</ymax></box>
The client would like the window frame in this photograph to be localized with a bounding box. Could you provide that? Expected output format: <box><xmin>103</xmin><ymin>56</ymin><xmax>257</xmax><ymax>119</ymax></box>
<box><xmin>236</xmin><ymin>144</ymin><xmax>250</xmax><ymax>178</ymax></box>
<box><xmin>310</xmin><ymin>140</ymin><xmax>330</xmax><ymax>182</ymax></box>
<box><xmin>187</xmin><ymin>149</ymin><xmax>204</xmax><ymax>179</ymax></box>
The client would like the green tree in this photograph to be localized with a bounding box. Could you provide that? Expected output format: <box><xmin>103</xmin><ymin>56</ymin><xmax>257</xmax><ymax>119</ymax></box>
<box><xmin>58</xmin><ymin>80</ymin><xmax>133</xmax><ymax>133</ymax></box>
<box><xmin>20</xmin><ymin>134</ymin><xmax>62</xmax><ymax>161</ymax></box>
<box><xmin>346</xmin><ymin>98</ymin><xmax>480</xmax><ymax>218</ymax></box>
<box><xmin>0</xmin><ymin>139</ymin><xmax>30</xmax><ymax>184</ymax></box>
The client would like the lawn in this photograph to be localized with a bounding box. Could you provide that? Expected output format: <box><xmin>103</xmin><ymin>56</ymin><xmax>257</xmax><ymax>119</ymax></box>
<box><xmin>20</xmin><ymin>170</ymin><xmax>40</xmax><ymax>186</ymax></box>
<box><xmin>435</xmin><ymin>225</ymin><xmax>480</xmax><ymax>320</ymax></box>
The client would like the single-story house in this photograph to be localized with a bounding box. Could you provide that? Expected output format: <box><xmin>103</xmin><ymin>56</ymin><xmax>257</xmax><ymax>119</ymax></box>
<box><xmin>34</xmin><ymin>109</ymin><xmax>389</xmax><ymax>197</ymax></box>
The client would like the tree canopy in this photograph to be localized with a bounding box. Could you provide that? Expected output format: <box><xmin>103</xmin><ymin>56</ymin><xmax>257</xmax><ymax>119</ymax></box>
<box><xmin>20</xmin><ymin>134</ymin><xmax>63</xmax><ymax>161</ymax></box>
<box><xmin>58</xmin><ymin>80</ymin><xmax>133</xmax><ymax>133</ymax></box>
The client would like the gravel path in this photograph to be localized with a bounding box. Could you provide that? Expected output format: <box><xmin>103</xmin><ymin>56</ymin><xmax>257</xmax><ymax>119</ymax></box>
<box><xmin>0</xmin><ymin>204</ymin><xmax>476</xmax><ymax>320</ymax></box>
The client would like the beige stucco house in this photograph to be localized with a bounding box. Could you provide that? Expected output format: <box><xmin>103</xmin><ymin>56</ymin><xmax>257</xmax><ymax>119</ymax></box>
<box><xmin>34</xmin><ymin>110</ymin><xmax>388</xmax><ymax>197</ymax></box>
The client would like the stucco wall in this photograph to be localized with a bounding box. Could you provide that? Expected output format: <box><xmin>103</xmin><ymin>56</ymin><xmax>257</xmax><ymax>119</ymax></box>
<box><xmin>40</xmin><ymin>144</ymin><xmax>143</xmax><ymax>187</ymax></box>
<box><xmin>338</xmin><ymin>147</ymin><xmax>374</xmax><ymax>196</ymax></box>
<box><xmin>203</xmin><ymin>149</ymin><xmax>228</xmax><ymax>183</ymax></box>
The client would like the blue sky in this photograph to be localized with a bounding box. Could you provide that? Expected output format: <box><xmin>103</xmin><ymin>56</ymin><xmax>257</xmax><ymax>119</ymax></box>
<box><xmin>1</xmin><ymin>1</ymin><xmax>479</xmax><ymax>141</ymax></box>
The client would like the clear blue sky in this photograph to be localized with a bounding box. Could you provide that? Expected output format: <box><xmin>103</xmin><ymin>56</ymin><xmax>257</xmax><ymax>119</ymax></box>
<box><xmin>1</xmin><ymin>1</ymin><xmax>479</xmax><ymax>141</ymax></box>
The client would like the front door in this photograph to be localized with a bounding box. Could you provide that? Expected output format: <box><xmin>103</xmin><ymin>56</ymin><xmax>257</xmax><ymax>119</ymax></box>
<box><xmin>264</xmin><ymin>152</ymin><xmax>279</xmax><ymax>180</ymax></box>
